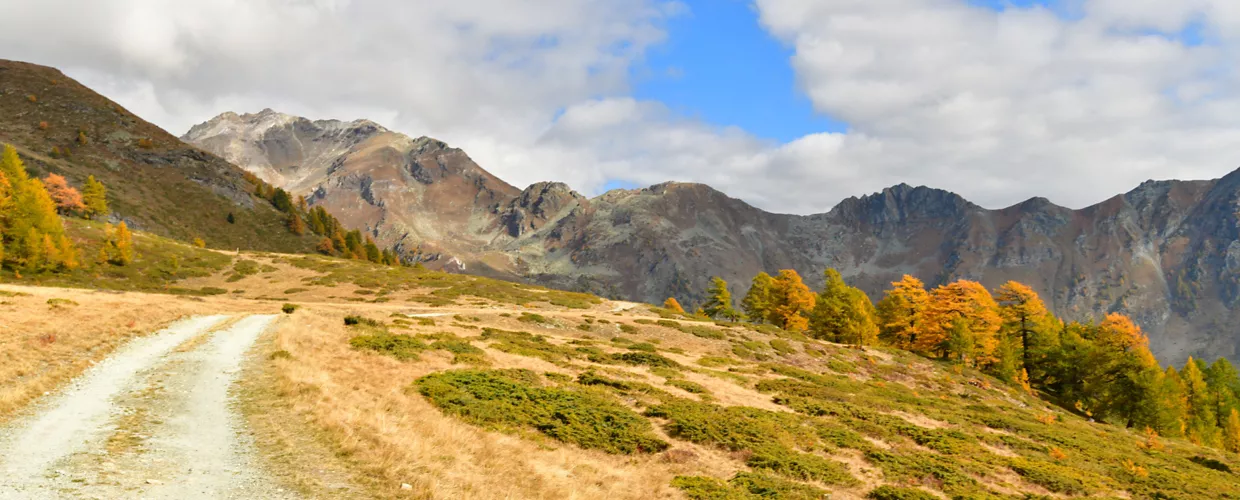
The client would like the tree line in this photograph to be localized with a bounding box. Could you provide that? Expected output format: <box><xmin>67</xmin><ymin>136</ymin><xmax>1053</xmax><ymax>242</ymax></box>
<box><xmin>0</xmin><ymin>144</ymin><xmax>131</xmax><ymax>273</ymax></box>
<box><xmin>687</xmin><ymin>269</ymin><xmax>1240</xmax><ymax>452</ymax></box>
<box><xmin>243</xmin><ymin>172</ymin><xmax>401</xmax><ymax>266</ymax></box>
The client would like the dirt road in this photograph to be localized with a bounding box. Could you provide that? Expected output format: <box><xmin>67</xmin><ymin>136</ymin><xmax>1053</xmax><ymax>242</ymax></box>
<box><xmin>0</xmin><ymin>314</ymin><xmax>292</xmax><ymax>499</ymax></box>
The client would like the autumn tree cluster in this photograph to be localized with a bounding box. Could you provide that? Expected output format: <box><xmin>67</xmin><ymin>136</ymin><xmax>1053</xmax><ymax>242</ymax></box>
<box><xmin>244</xmin><ymin>172</ymin><xmax>401</xmax><ymax>266</ymax></box>
<box><xmin>691</xmin><ymin>268</ymin><xmax>1240</xmax><ymax>453</ymax></box>
<box><xmin>0</xmin><ymin>145</ymin><xmax>80</xmax><ymax>271</ymax></box>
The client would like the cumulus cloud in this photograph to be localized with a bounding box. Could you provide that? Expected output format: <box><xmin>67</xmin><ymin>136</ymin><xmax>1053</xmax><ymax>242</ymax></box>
<box><xmin>3</xmin><ymin>0</ymin><xmax>1240</xmax><ymax>214</ymax></box>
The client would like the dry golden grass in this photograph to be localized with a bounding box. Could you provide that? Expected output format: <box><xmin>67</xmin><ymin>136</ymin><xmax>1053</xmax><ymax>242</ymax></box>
<box><xmin>263</xmin><ymin>307</ymin><xmax>741</xmax><ymax>499</ymax></box>
<box><xmin>0</xmin><ymin>284</ymin><xmax>264</xmax><ymax>422</ymax></box>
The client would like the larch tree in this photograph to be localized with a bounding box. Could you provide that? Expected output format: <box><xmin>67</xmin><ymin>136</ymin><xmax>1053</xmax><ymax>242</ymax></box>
<box><xmin>741</xmin><ymin>272</ymin><xmax>774</xmax><ymax>323</ymax></box>
<box><xmin>875</xmin><ymin>275</ymin><xmax>929</xmax><ymax>350</ymax></box>
<box><xmin>287</xmin><ymin>212</ymin><xmax>306</xmax><ymax>235</ymax></box>
<box><xmin>919</xmin><ymin>280</ymin><xmax>1001</xmax><ymax>367</ymax></box>
<box><xmin>1224</xmin><ymin>409</ymin><xmax>1240</xmax><ymax>453</ymax></box>
<box><xmin>808</xmin><ymin>268</ymin><xmax>877</xmax><ymax>347</ymax></box>
<box><xmin>1182</xmin><ymin>358</ymin><xmax>1220</xmax><ymax>446</ymax></box>
<box><xmin>42</xmin><ymin>174</ymin><xmax>85</xmax><ymax>215</ymax></box>
<box><xmin>767</xmin><ymin>269</ymin><xmax>815</xmax><ymax>331</ymax></box>
<box><xmin>702</xmin><ymin>277</ymin><xmax>739</xmax><ymax>320</ymax></box>
<box><xmin>995</xmin><ymin>281</ymin><xmax>1058</xmax><ymax>377</ymax></box>
<box><xmin>663</xmin><ymin>297</ymin><xmax>686</xmax><ymax>314</ymax></box>
<box><xmin>100</xmin><ymin>222</ymin><xmax>134</xmax><ymax>266</ymax></box>
<box><xmin>81</xmin><ymin>175</ymin><xmax>108</xmax><ymax>219</ymax></box>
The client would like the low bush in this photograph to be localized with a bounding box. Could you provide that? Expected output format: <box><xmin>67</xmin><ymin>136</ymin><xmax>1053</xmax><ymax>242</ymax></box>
<box><xmin>416</xmin><ymin>369</ymin><xmax>667</xmax><ymax>454</ymax></box>
<box><xmin>344</xmin><ymin>315</ymin><xmax>381</xmax><ymax>327</ymax></box>
<box><xmin>349</xmin><ymin>332</ymin><xmax>427</xmax><ymax>360</ymax></box>
<box><xmin>866</xmin><ymin>485</ymin><xmax>939</xmax><ymax>500</ymax></box>
<box><xmin>281</xmin><ymin>303</ymin><xmax>300</xmax><ymax>314</ymax></box>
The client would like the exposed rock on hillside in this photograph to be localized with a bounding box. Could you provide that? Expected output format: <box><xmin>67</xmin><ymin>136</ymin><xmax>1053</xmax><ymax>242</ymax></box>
<box><xmin>185</xmin><ymin>110</ymin><xmax>1240</xmax><ymax>366</ymax></box>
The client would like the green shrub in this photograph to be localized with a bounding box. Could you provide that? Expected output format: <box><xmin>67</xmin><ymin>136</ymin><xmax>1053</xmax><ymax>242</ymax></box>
<box><xmin>1007</xmin><ymin>458</ymin><xmax>1097</xmax><ymax>495</ymax></box>
<box><xmin>281</xmin><ymin>303</ymin><xmax>300</xmax><ymax>314</ymax></box>
<box><xmin>226</xmin><ymin>259</ymin><xmax>261</xmax><ymax>282</ymax></box>
<box><xmin>620</xmin><ymin>324</ymin><xmax>639</xmax><ymax>334</ymax></box>
<box><xmin>679</xmin><ymin>324</ymin><xmax>726</xmax><ymax>340</ymax></box>
<box><xmin>47</xmin><ymin>298</ymin><xmax>78</xmax><ymax>307</ymax></box>
<box><xmin>670</xmin><ymin>476</ymin><xmax>751</xmax><ymax>500</ymax></box>
<box><xmin>627</xmin><ymin>342</ymin><xmax>658</xmax><ymax>353</ymax></box>
<box><xmin>866</xmin><ymin>485</ymin><xmax>939</xmax><ymax>500</ymax></box>
<box><xmin>283</xmin><ymin>287</ymin><xmax>309</xmax><ymax>294</ymax></box>
<box><xmin>268</xmin><ymin>350</ymin><xmax>293</xmax><ymax>361</ymax></box>
<box><xmin>697</xmin><ymin>356</ymin><xmax>738</xmax><ymax>368</ymax></box>
<box><xmin>769</xmin><ymin>339</ymin><xmax>796</xmax><ymax>355</ymax></box>
<box><xmin>745</xmin><ymin>447</ymin><xmax>856</xmax><ymax>485</ymax></box>
<box><xmin>667</xmin><ymin>379</ymin><xmax>709</xmax><ymax>395</ymax></box>
<box><xmin>416</xmin><ymin>369</ymin><xmax>667</xmax><ymax>454</ymax></box>
<box><xmin>349</xmin><ymin>332</ymin><xmax>427</xmax><ymax>360</ymax></box>
<box><xmin>481</xmin><ymin>328</ymin><xmax>579</xmax><ymax>366</ymax></box>
<box><xmin>590</xmin><ymin>351</ymin><xmax>680</xmax><ymax>369</ymax></box>
<box><xmin>344</xmin><ymin>315</ymin><xmax>381</xmax><ymax>327</ymax></box>
<box><xmin>518</xmin><ymin>312</ymin><xmax>553</xmax><ymax>325</ymax></box>
<box><xmin>429</xmin><ymin>337</ymin><xmax>488</xmax><ymax>365</ymax></box>
<box><xmin>416</xmin><ymin>317</ymin><xmax>436</xmax><ymax>326</ymax></box>
<box><xmin>728</xmin><ymin>472</ymin><xmax>830</xmax><ymax>500</ymax></box>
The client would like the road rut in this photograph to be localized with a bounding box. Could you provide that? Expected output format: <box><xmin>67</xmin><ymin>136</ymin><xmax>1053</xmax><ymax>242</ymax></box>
<box><xmin>0</xmin><ymin>314</ymin><xmax>291</xmax><ymax>499</ymax></box>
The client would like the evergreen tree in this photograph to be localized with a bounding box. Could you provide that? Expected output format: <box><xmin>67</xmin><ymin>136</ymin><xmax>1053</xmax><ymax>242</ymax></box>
<box><xmin>663</xmin><ymin>297</ymin><xmax>685</xmax><ymax>314</ymax></box>
<box><xmin>272</xmin><ymin>188</ymin><xmax>294</xmax><ymax>212</ymax></box>
<box><xmin>227</xmin><ymin>212</ymin><xmax>236</xmax><ymax>224</ymax></box>
<box><xmin>741</xmin><ymin>272</ymin><xmax>774</xmax><ymax>323</ymax></box>
<box><xmin>364</xmin><ymin>237</ymin><xmax>382</xmax><ymax>263</ymax></box>
<box><xmin>81</xmin><ymin>175</ymin><xmax>108</xmax><ymax>219</ymax></box>
<box><xmin>702</xmin><ymin>277</ymin><xmax>739</xmax><ymax>320</ymax></box>
<box><xmin>808</xmin><ymin>268</ymin><xmax>877</xmax><ymax>347</ymax></box>
<box><xmin>767</xmin><ymin>269</ymin><xmax>815</xmax><ymax>331</ymax></box>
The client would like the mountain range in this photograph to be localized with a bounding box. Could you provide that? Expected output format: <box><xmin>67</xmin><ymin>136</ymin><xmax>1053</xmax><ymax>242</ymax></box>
<box><xmin>183</xmin><ymin>109</ymin><xmax>1240</xmax><ymax>367</ymax></box>
<box><xmin>1</xmin><ymin>59</ymin><xmax>1235</xmax><ymax>367</ymax></box>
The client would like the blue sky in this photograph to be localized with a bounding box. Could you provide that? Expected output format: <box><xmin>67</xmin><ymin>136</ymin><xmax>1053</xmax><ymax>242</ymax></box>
<box><xmin>626</xmin><ymin>0</ymin><xmax>1083</xmax><ymax>153</ymax></box>
<box><xmin>630</xmin><ymin>0</ymin><xmax>846</xmax><ymax>144</ymax></box>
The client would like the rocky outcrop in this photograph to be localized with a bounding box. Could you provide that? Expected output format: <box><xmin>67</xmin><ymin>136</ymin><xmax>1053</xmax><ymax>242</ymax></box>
<box><xmin>184</xmin><ymin>110</ymin><xmax>1240</xmax><ymax>366</ymax></box>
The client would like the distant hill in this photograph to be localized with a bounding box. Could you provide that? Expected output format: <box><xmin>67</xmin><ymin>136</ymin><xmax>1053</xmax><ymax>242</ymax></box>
<box><xmin>0</xmin><ymin>60</ymin><xmax>316</xmax><ymax>252</ymax></box>
<box><xmin>185</xmin><ymin>109</ymin><xmax>1240</xmax><ymax>367</ymax></box>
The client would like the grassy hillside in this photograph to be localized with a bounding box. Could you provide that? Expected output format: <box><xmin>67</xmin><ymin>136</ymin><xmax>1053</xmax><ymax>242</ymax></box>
<box><xmin>0</xmin><ymin>59</ymin><xmax>315</xmax><ymax>252</ymax></box>
<box><xmin>4</xmin><ymin>225</ymin><xmax>1239</xmax><ymax>499</ymax></box>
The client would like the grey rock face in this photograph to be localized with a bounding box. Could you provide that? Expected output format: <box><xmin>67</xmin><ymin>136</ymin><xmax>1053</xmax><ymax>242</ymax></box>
<box><xmin>185</xmin><ymin>111</ymin><xmax>1240</xmax><ymax>366</ymax></box>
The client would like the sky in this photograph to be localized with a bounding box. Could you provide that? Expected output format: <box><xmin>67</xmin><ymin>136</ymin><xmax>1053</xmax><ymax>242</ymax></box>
<box><xmin>2</xmin><ymin>0</ymin><xmax>1240</xmax><ymax>214</ymax></box>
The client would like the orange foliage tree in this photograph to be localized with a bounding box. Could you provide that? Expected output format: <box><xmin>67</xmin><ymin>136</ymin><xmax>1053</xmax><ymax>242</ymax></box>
<box><xmin>918</xmin><ymin>280</ymin><xmax>1001</xmax><ymax>367</ymax></box>
<box><xmin>875</xmin><ymin>275</ymin><xmax>929</xmax><ymax>349</ymax></box>
<box><xmin>42</xmin><ymin>174</ymin><xmax>85</xmax><ymax>215</ymax></box>
<box><xmin>767</xmin><ymin>269</ymin><xmax>815</xmax><ymax>331</ymax></box>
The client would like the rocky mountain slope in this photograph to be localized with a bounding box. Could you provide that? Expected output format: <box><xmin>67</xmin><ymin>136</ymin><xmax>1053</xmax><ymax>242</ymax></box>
<box><xmin>184</xmin><ymin>110</ymin><xmax>1240</xmax><ymax>366</ymax></box>
<box><xmin>0</xmin><ymin>61</ymin><xmax>317</xmax><ymax>252</ymax></box>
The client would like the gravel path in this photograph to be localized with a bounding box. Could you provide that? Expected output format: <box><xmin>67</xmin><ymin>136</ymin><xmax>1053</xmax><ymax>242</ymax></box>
<box><xmin>0</xmin><ymin>315</ymin><xmax>292</xmax><ymax>499</ymax></box>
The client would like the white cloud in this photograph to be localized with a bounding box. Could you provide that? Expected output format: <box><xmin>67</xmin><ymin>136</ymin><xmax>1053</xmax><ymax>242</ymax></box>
<box><xmin>2</xmin><ymin>0</ymin><xmax>1240</xmax><ymax>214</ymax></box>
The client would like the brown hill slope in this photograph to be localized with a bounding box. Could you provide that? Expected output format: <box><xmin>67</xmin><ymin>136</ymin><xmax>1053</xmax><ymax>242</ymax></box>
<box><xmin>185</xmin><ymin>112</ymin><xmax>1240</xmax><ymax>367</ymax></box>
<box><xmin>0</xmin><ymin>60</ymin><xmax>315</xmax><ymax>252</ymax></box>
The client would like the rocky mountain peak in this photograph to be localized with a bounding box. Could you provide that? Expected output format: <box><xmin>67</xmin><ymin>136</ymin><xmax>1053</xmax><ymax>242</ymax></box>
<box><xmin>829</xmin><ymin>183</ymin><xmax>975</xmax><ymax>226</ymax></box>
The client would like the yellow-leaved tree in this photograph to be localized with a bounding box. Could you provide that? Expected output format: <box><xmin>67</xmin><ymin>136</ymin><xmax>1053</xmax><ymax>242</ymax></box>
<box><xmin>767</xmin><ymin>269</ymin><xmax>815</xmax><ymax>331</ymax></box>
<box><xmin>875</xmin><ymin>275</ymin><xmax>929</xmax><ymax>350</ymax></box>
<box><xmin>918</xmin><ymin>280</ymin><xmax>1001</xmax><ymax>367</ymax></box>
<box><xmin>0</xmin><ymin>144</ymin><xmax>76</xmax><ymax>271</ymax></box>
